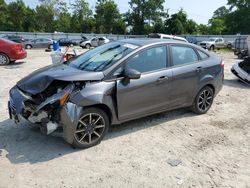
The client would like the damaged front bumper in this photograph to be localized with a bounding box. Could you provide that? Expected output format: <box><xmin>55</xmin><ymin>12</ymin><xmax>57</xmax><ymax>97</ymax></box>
<box><xmin>8</xmin><ymin>84</ymin><xmax>82</xmax><ymax>143</ymax></box>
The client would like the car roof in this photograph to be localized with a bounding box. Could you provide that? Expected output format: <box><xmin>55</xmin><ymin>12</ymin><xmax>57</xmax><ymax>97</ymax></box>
<box><xmin>119</xmin><ymin>38</ymin><xmax>188</xmax><ymax>46</ymax></box>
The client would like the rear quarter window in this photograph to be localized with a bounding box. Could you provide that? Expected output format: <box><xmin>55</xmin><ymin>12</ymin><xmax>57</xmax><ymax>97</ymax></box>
<box><xmin>197</xmin><ymin>50</ymin><xmax>209</xmax><ymax>60</ymax></box>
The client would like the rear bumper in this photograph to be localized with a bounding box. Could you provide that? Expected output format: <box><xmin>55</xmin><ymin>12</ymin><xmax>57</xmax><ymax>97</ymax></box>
<box><xmin>10</xmin><ymin>51</ymin><xmax>27</xmax><ymax>61</ymax></box>
<box><xmin>231</xmin><ymin>64</ymin><xmax>250</xmax><ymax>84</ymax></box>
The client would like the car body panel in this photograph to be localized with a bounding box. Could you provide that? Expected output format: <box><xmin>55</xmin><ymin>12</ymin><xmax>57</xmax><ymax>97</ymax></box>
<box><xmin>17</xmin><ymin>64</ymin><xmax>105</xmax><ymax>95</ymax></box>
<box><xmin>25</xmin><ymin>38</ymin><xmax>53</xmax><ymax>49</ymax></box>
<box><xmin>116</xmin><ymin>69</ymin><xmax>173</xmax><ymax>121</ymax></box>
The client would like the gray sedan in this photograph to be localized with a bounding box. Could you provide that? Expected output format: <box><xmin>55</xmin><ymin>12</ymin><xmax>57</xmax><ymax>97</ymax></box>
<box><xmin>25</xmin><ymin>38</ymin><xmax>53</xmax><ymax>49</ymax></box>
<box><xmin>8</xmin><ymin>39</ymin><xmax>224</xmax><ymax>149</ymax></box>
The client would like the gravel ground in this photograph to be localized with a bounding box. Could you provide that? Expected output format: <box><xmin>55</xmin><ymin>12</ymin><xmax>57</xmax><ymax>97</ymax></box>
<box><xmin>0</xmin><ymin>49</ymin><xmax>249</xmax><ymax>188</ymax></box>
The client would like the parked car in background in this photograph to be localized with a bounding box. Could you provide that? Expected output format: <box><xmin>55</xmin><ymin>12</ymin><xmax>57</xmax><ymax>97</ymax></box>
<box><xmin>0</xmin><ymin>38</ymin><xmax>27</xmax><ymax>65</ymax></box>
<box><xmin>231</xmin><ymin>57</ymin><xmax>250</xmax><ymax>84</ymax></box>
<box><xmin>186</xmin><ymin>37</ymin><xmax>199</xmax><ymax>44</ymax></box>
<box><xmin>8</xmin><ymin>39</ymin><xmax>224</xmax><ymax>148</ymax></box>
<box><xmin>58</xmin><ymin>38</ymin><xmax>78</xmax><ymax>47</ymax></box>
<box><xmin>200</xmin><ymin>37</ymin><xmax>233</xmax><ymax>50</ymax></box>
<box><xmin>80</xmin><ymin>37</ymin><xmax>110</xmax><ymax>49</ymax></box>
<box><xmin>2</xmin><ymin>35</ymin><xmax>25</xmax><ymax>43</ymax></box>
<box><xmin>148</xmin><ymin>33</ymin><xmax>188</xmax><ymax>43</ymax></box>
<box><xmin>234</xmin><ymin>36</ymin><xmax>250</xmax><ymax>59</ymax></box>
<box><xmin>25</xmin><ymin>38</ymin><xmax>53</xmax><ymax>49</ymax></box>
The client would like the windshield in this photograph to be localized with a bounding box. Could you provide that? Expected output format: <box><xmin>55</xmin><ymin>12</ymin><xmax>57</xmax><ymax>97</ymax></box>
<box><xmin>69</xmin><ymin>42</ymin><xmax>139</xmax><ymax>72</ymax></box>
<box><xmin>209</xmin><ymin>38</ymin><xmax>216</xmax><ymax>41</ymax></box>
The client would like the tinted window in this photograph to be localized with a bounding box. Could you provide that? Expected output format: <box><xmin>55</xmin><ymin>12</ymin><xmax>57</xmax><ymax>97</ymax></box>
<box><xmin>171</xmin><ymin>46</ymin><xmax>198</xmax><ymax>66</ymax></box>
<box><xmin>127</xmin><ymin>46</ymin><xmax>167</xmax><ymax>73</ymax></box>
<box><xmin>197</xmin><ymin>50</ymin><xmax>209</xmax><ymax>60</ymax></box>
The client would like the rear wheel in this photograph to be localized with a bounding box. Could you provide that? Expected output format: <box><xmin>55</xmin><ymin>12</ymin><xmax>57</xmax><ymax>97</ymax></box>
<box><xmin>49</xmin><ymin>44</ymin><xmax>53</xmax><ymax>49</ymax></box>
<box><xmin>72</xmin><ymin>107</ymin><xmax>109</xmax><ymax>149</ymax></box>
<box><xmin>191</xmin><ymin>86</ymin><xmax>214</xmax><ymax>114</ymax></box>
<box><xmin>0</xmin><ymin>53</ymin><xmax>10</xmax><ymax>65</ymax></box>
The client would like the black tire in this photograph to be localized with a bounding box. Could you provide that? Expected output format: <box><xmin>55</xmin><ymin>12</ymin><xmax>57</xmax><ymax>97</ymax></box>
<box><xmin>238</xmin><ymin>53</ymin><xmax>243</xmax><ymax>59</ymax></box>
<box><xmin>191</xmin><ymin>86</ymin><xmax>214</xmax><ymax>114</ymax></box>
<box><xmin>72</xmin><ymin>107</ymin><xmax>109</xmax><ymax>149</ymax></box>
<box><xmin>0</xmin><ymin>53</ymin><xmax>10</xmax><ymax>65</ymax></box>
<box><xmin>48</xmin><ymin>44</ymin><xmax>53</xmax><ymax>49</ymax></box>
<box><xmin>85</xmin><ymin>44</ymin><xmax>91</xmax><ymax>49</ymax></box>
<box><xmin>227</xmin><ymin>44</ymin><xmax>232</xmax><ymax>49</ymax></box>
<box><xmin>25</xmin><ymin>44</ymin><xmax>32</xmax><ymax>49</ymax></box>
<box><xmin>209</xmin><ymin>45</ymin><xmax>215</xmax><ymax>51</ymax></box>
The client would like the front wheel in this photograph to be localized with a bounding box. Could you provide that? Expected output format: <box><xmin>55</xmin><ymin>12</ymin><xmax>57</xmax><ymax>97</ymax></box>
<box><xmin>191</xmin><ymin>86</ymin><xmax>214</xmax><ymax>114</ymax></box>
<box><xmin>85</xmin><ymin>44</ymin><xmax>91</xmax><ymax>49</ymax></box>
<box><xmin>72</xmin><ymin>107</ymin><xmax>109</xmax><ymax>149</ymax></box>
<box><xmin>209</xmin><ymin>45</ymin><xmax>215</xmax><ymax>51</ymax></box>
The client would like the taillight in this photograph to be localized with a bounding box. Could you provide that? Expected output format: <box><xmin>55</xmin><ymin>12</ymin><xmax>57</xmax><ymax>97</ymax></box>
<box><xmin>220</xmin><ymin>60</ymin><xmax>225</xmax><ymax>69</ymax></box>
<box><xmin>12</xmin><ymin>44</ymin><xmax>23</xmax><ymax>51</ymax></box>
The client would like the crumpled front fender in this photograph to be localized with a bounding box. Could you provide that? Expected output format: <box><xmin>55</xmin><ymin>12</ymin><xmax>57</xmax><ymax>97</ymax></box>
<box><xmin>60</xmin><ymin>102</ymin><xmax>83</xmax><ymax>144</ymax></box>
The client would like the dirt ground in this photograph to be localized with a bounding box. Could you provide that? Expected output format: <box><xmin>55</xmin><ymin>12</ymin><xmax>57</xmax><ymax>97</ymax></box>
<box><xmin>0</xmin><ymin>49</ymin><xmax>249</xmax><ymax>188</ymax></box>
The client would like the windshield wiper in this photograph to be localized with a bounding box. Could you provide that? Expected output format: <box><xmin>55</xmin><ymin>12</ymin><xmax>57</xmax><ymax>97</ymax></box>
<box><xmin>100</xmin><ymin>45</ymin><xmax>121</xmax><ymax>55</ymax></box>
<box><xmin>93</xmin><ymin>48</ymin><xmax>129</xmax><ymax>71</ymax></box>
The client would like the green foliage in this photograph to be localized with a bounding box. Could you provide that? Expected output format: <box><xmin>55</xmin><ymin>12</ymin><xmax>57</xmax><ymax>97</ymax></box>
<box><xmin>95</xmin><ymin>0</ymin><xmax>126</xmax><ymax>34</ymax></box>
<box><xmin>208</xmin><ymin>18</ymin><xmax>226</xmax><ymax>34</ymax></box>
<box><xmin>0</xmin><ymin>0</ymin><xmax>249</xmax><ymax>35</ymax></box>
<box><xmin>126</xmin><ymin>0</ymin><xmax>166</xmax><ymax>34</ymax></box>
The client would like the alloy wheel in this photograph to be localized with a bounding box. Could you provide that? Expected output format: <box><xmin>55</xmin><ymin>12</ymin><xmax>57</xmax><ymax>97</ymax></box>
<box><xmin>197</xmin><ymin>89</ymin><xmax>213</xmax><ymax>112</ymax></box>
<box><xmin>74</xmin><ymin>113</ymin><xmax>105</xmax><ymax>144</ymax></box>
<box><xmin>0</xmin><ymin>54</ymin><xmax>9</xmax><ymax>65</ymax></box>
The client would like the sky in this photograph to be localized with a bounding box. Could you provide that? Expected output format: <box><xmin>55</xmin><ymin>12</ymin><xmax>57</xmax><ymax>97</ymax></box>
<box><xmin>6</xmin><ymin>0</ymin><xmax>228</xmax><ymax>24</ymax></box>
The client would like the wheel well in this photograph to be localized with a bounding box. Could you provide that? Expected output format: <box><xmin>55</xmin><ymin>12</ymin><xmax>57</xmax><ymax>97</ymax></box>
<box><xmin>87</xmin><ymin>104</ymin><xmax>112</xmax><ymax>123</ymax></box>
<box><xmin>205</xmin><ymin>84</ymin><xmax>215</xmax><ymax>94</ymax></box>
<box><xmin>0</xmin><ymin>52</ymin><xmax>9</xmax><ymax>59</ymax></box>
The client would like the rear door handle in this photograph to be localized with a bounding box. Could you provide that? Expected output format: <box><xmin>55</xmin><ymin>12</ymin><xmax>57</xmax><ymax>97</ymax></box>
<box><xmin>196</xmin><ymin>67</ymin><xmax>203</xmax><ymax>72</ymax></box>
<box><xmin>157</xmin><ymin>76</ymin><xmax>169</xmax><ymax>82</ymax></box>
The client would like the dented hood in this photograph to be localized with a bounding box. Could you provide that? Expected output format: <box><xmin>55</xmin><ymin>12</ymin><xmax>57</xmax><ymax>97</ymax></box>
<box><xmin>17</xmin><ymin>64</ymin><xmax>104</xmax><ymax>95</ymax></box>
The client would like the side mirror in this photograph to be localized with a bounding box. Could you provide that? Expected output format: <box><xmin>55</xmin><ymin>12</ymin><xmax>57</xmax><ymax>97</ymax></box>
<box><xmin>124</xmin><ymin>68</ymin><xmax>141</xmax><ymax>80</ymax></box>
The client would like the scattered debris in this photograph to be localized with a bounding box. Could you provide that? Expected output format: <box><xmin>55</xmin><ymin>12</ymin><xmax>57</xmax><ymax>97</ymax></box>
<box><xmin>175</xmin><ymin>177</ymin><xmax>184</xmax><ymax>185</ymax></box>
<box><xmin>167</xmin><ymin>159</ymin><xmax>182</xmax><ymax>167</ymax></box>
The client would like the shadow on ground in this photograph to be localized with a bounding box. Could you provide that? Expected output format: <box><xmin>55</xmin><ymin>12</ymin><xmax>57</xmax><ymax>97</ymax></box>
<box><xmin>0</xmin><ymin>108</ymin><xmax>194</xmax><ymax>164</ymax></box>
<box><xmin>224</xmin><ymin>78</ymin><xmax>250</xmax><ymax>89</ymax></box>
<box><xmin>2</xmin><ymin>61</ymin><xmax>26</xmax><ymax>69</ymax></box>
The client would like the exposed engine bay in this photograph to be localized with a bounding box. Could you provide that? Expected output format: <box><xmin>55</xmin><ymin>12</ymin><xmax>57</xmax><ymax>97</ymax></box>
<box><xmin>9</xmin><ymin>81</ymin><xmax>84</xmax><ymax>135</ymax></box>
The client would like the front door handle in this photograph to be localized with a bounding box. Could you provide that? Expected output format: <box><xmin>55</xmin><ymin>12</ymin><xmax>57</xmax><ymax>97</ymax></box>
<box><xmin>157</xmin><ymin>76</ymin><xmax>169</xmax><ymax>82</ymax></box>
<box><xmin>196</xmin><ymin>67</ymin><xmax>203</xmax><ymax>72</ymax></box>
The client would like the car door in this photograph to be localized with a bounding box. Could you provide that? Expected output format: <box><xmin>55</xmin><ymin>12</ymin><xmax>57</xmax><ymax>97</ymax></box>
<box><xmin>116</xmin><ymin>45</ymin><xmax>173</xmax><ymax>121</ymax></box>
<box><xmin>169</xmin><ymin>45</ymin><xmax>202</xmax><ymax>107</ymax></box>
<box><xmin>91</xmin><ymin>38</ymin><xmax>98</xmax><ymax>47</ymax></box>
<box><xmin>37</xmin><ymin>39</ymin><xmax>45</xmax><ymax>48</ymax></box>
<box><xmin>215</xmin><ymin>38</ymin><xmax>224</xmax><ymax>48</ymax></box>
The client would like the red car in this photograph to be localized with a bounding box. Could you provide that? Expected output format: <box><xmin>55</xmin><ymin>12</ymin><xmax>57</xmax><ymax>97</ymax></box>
<box><xmin>0</xmin><ymin>38</ymin><xmax>27</xmax><ymax>65</ymax></box>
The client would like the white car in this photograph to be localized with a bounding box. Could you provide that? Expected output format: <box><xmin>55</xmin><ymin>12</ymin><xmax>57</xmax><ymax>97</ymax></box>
<box><xmin>148</xmin><ymin>33</ymin><xmax>188</xmax><ymax>43</ymax></box>
<box><xmin>80</xmin><ymin>37</ymin><xmax>110</xmax><ymax>49</ymax></box>
<box><xmin>231</xmin><ymin>57</ymin><xmax>250</xmax><ymax>85</ymax></box>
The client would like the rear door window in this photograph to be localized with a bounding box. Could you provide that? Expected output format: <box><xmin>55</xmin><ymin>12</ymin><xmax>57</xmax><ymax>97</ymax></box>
<box><xmin>171</xmin><ymin>46</ymin><xmax>198</xmax><ymax>66</ymax></box>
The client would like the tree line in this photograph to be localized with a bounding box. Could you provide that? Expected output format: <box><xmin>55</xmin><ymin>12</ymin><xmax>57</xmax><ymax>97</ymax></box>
<box><xmin>0</xmin><ymin>0</ymin><xmax>249</xmax><ymax>35</ymax></box>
